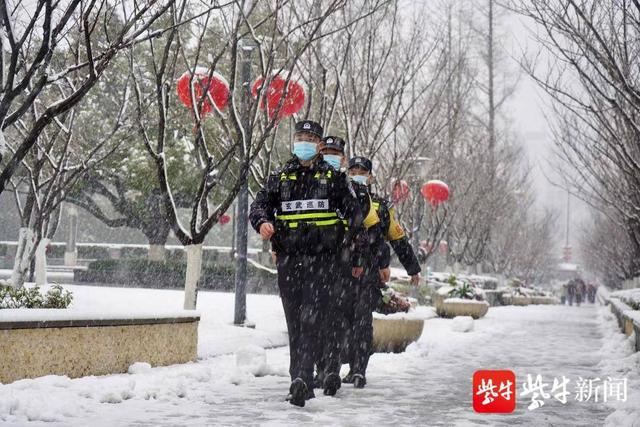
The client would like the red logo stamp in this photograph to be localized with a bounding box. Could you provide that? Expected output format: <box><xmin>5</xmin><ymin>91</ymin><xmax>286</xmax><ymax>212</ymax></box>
<box><xmin>473</xmin><ymin>370</ymin><xmax>516</xmax><ymax>413</ymax></box>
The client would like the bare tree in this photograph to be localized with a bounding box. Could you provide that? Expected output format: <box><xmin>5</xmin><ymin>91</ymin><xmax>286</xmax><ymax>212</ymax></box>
<box><xmin>129</xmin><ymin>0</ymin><xmax>372</xmax><ymax>308</ymax></box>
<box><xmin>0</xmin><ymin>0</ymin><xmax>182</xmax><ymax>196</ymax></box>
<box><xmin>515</xmin><ymin>0</ymin><xmax>640</xmax><ymax>277</ymax></box>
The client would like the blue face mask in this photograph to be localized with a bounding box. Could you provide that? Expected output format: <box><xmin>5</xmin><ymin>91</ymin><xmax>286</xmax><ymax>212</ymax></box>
<box><xmin>292</xmin><ymin>141</ymin><xmax>317</xmax><ymax>161</ymax></box>
<box><xmin>323</xmin><ymin>154</ymin><xmax>342</xmax><ymax>170</ymax></box>
<box><xmin>350</xmin><ymin>175</ymin><xmax>368</xmax><ymax>185</ymax></box>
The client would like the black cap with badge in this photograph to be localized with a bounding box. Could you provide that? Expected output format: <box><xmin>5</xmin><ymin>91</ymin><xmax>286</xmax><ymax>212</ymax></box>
<box><xmin>295</xmin><ymin>120</ymin><xmax>323</xmax><ymax>138</ymax></box>
<box><xmin>322</xmin><ymin>136</ymin><xmax>346</xmax><ymax>153</ymax></box>
<box><xmin>348</xmin><ymin>156</ymin><xmax>373</xmax><ymax>172</ymax></box>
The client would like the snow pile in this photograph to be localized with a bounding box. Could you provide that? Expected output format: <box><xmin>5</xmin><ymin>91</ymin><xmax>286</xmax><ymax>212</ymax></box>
<box><xmin>443</xmin><ymin>297</ymin><xmax>489</xmax><ymax>305</ymax></box>
<box><xmin>230</xmin><ymin>345</ymin><xmax>288</xmax><ymax>384</ymax></box>
<box><xmin>235</xmin><ymin>345</ymin><xmax>268</xmax><ymax>376</ymax></box>
<box><xmin>450</xmin><ymin>316</ymin><xmax>474</xmax><ymax>332</ymax></box>
<box><xmin>597</xmin><ymin>306</ymin><xmax>640</xmax><ymax>426</ymax></box>
<box><xmin>128</xmin><ymin>362</ymin><xmax>152</xmax><ymax>375</ymax></box>
<box><xmin>373</xmin><ymin>305</ymin><xmax>437</xmax><ymax>321</ymax></box>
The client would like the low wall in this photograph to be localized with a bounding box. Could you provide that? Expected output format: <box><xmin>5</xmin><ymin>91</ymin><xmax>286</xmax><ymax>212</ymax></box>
<box><xmin>607</xmin><ymin>297</ymin><xmax>640</xmax><ymax>352</ymax></box>
<box><xmin>0</xmin><ymin>310</ymin><xmax>199</xmax><ymax>384</ymax></box>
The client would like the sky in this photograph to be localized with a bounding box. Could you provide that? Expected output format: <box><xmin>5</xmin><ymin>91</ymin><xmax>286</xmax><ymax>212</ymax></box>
<box><xmin>500</xmin><ymin>4</ymin><xmax>591</xmax><ymax>257</ymax></box>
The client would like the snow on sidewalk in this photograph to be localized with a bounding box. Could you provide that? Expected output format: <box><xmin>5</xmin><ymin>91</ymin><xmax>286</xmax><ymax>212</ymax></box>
<box><xmin>1</xmin><ymin>286</ymin><xmax>639</xmax><ymax>425</ymax></box>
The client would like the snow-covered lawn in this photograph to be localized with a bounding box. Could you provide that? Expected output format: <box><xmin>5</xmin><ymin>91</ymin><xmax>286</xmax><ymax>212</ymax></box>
<box><xmin>1</xmin><ymin>285</ymin><xmax>639</xmax><ymax>425</ymax></box>
<box><xmin>60</xmin><ymin>284</ymin><xmax>290</xmax><ymax>359</ymax></box>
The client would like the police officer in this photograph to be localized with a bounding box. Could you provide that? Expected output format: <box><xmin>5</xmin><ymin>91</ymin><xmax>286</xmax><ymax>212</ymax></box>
<box><xmin>343</xmin><ymin>156</ymin><xmax>422</xmax><ymax>388</ymax></box>
<box><xmin>313</xmin><ymin>136</ymin><xmax>387</xmax><ymax>396</ymax></box>
<box><xmin>249</xmin><ymin>121</ymin><xmax>365</xmax><ymax>407</ymax></box>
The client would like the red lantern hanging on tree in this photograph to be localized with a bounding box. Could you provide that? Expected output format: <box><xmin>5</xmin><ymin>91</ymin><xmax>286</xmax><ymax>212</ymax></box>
<box><xmin>421</xmin><ymin>180</ymin><xmax>449</xmax><ymax>207</ymax></box>
<box><xmin>251</xmin><ymin>74</ymin><xmax>305</xmax><ymax>120</ymax></box>
<box><xmin>219</xmin><ymin>213</ymin><xmax>231</xmax><ymax>226</ymax></box>
<box><xmin>176</xmin><ymin>67</ymin><xmax>229</xmax><ymax>115</ymax></box>
<box><xmin>391</xmin><ymin>179</ymin><xmax>411</xmax><ymax>203</ymax></box>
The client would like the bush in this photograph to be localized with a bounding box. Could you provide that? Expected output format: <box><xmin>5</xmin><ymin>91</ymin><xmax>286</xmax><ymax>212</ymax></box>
<box><xmin>77</xmin><ymin>245</ymin><xmax>110</xmax><ymax>260</ymax></box>
<box><xmin>0</xmin><ymin>284</ymin><xmax>73</xmax><ymax>309</ymax></box>
<box><xmin>78</xmin><ymin>258</ymin><xmax>275</xmax><ymax>292</ymax></box>
<box><xmin>448</xmin><ymin>282</ymin><xmax>475</xmax><ymax>299</ymax></box>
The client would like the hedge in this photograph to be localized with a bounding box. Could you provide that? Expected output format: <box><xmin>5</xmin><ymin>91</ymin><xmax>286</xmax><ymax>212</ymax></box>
<box><xmin>76</xmin><ymin>258</ymin><xmax>277</xmax><ymax>293</ymax></box>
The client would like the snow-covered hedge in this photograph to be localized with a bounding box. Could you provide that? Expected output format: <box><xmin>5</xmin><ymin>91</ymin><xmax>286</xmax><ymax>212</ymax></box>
<box><xmin>76</xmin><ymin>258</ymin><xmax>277</xmax><ymax>292</ymax></box>
<box><xmin>611</xmin><ymin>288</ymin><xmax>640</xmax><ymax>310</ymax></box>
<box><xmin>0</xmin><ymin>284</ymin><xmax>73</xmax><ymax>309</ymax></box>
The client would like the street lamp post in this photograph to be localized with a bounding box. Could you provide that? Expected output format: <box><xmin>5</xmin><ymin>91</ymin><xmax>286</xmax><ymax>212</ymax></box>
<box><xmin>408</xmin><ymin>156</ymin><xmax>432</xmax><ymax>251</ymax></box>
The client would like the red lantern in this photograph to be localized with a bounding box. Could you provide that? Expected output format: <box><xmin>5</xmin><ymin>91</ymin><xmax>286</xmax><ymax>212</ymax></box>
<box><xmin>176</xmin><ymin>67</ymin><xmax>229</xmax><ymax>115</ymax></box>
<box><xmin>219</xmin><ymin>214</ymin><xmax>231</xmax><ymax>226</ymax></box>
<box><xmin>391</xmin><ymin>180</ymin><xmax>411</xmax><ymax>203</ymax></box>
<box><xmin>251</xmin><ymin>77</ymin><xmax>264</xmax><ymax>99</ymax></box>
<box><xmin>252</xmin><ymin>74</ymin><xmax>305</xmax><ymax>120</ymax></box>
<box><xmin>421</xmin><ymin>180</ymin><xmax>449</xmax><ymax>206</ymax></box>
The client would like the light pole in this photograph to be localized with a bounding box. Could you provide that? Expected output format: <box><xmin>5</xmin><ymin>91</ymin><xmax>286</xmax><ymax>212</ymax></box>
<box><xmin>408</xmin><ymin>156</ymin><xmax>432</xmax><ymax>251</ymax></box>
<box><xmin>234</xmin><ymin>39</ymin><xmax>258</xmax><ymax>326</ymax></box>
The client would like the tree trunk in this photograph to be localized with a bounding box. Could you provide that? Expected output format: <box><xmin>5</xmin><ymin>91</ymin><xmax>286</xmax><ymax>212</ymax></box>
<box><xmin>11</xmin><ymin>228</ymin><xmax>36</xmax><ymax>288</ymax></box>
<box><xmin>144</xmin><ymin>204</ymin><xmax>171</xmax><ymax>262</ymax></box>
<box><xmin>35</xmin><ymin>238</ymin><xmax>50</xmax><ymax>287</ymax></box>
<box><xmin>148</xmin><ymin>245</ymin><xmax>167</xmax><ymax>262</ymax></box>
<box><xmin>184</xmin><ymin>244</ymin><xmax>203</xmax><ymax>310</ymax></box>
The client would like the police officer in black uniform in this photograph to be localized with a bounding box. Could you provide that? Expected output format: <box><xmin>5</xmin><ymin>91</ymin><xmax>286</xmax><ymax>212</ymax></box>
<box><xmin>343</xmin><ymin>156</ymin><xmax>422</xmax><ymax>388</ymax></box>
<box><xmin>313</xmin><ymin>136</ymin><xmax>388</xmax><ymax>396</ymax></box>
<box><xmin>249</xmin><ymin>121</ymin><xmax>365</xmax><ymax>407</ymax></box>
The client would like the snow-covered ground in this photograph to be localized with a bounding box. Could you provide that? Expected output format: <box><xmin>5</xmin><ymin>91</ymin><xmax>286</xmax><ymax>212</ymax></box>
<box><xmin>1</xmin><ymin>285</ymin><xmax>639</xmax><ymax>426</ymax></box>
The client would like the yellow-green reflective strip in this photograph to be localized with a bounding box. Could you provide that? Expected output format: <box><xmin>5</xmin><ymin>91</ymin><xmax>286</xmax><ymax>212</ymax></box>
<box><xmin>372</xmin><ymin>202</ymin><xmax>380</xmax><ymax>210</ymax></box>
<box><xmin>313</xmin><ymin>170</ymin><xmax>332</xmax><ymax>179</ymax></box>
<box><xmin>288</xmin><ymin>219</ymin><xmax>342</xmax><ymax>228</ymax></box>
<box><xmin>280</xmin><ymin>173</ymin><xmax>297</xmax><ymax>181</ymax></box>
<box><xmin>276</xmin><ymin>212</ymin><xmax>338</xmax><ymax>220</ymax></box>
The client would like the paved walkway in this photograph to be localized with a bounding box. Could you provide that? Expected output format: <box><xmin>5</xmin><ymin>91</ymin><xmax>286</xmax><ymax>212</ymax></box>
<box><xmin>2</xmin><ymin>302</ymin><xmax>631</xmax><ymax>426</ymax></box>
<box><xmin>89</xmin><ymin>305</ymin><xmax>620</xmax><ymax>426</ymax></box>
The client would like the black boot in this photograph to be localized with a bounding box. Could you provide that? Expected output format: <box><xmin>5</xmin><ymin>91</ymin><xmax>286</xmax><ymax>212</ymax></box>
<box><xmin>313</xmin><ymin>370</ymin><xmax>325</xmax><ymax>389</ymax></box>
<box><xmin>323</xmin><ymin>373</ymin><xmax>342</xmax><ymax>396</ymax></box>
<box><xmin>287</xmin><ymin>378</ymin><xmax>308</xmax><ymax>407</ymax></box>
<box><xmin>353</xmin><ymin>374</ymin><xmax>366</xmax><ymax>389</ymax></box>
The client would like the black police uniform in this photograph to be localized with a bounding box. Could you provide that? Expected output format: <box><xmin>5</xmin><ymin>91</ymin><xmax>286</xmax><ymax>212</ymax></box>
<box><xmin>249</xmin><ymin>122</ymin><xmax>365</xmax><ymax>406</ymax></box>
<box><xmin>342</xmin><ymin>157</ymin><xmax>421</xmax><ymax>387</ymax></box>
<box><xmin>316</xmin><ymin>145</ymin><xmax>387</xmax><ymax>395</ymax></box>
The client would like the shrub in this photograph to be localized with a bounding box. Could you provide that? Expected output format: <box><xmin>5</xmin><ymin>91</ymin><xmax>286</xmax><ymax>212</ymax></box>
<box><xmin>78</xmin><ymin>258</ymin><xmax>274</xmax><ymax>291</ymax></box>
<box><xmin>448</xmin><ymin>282</ymin><xmax>475</xmax><ymax>300</ymax></box>
<box><xmin>0</xmin><ymin>284</ymin><xmax>73</xmax><ymax>309</ymax></box>
<box><xmin>447</xmin><ymin>274</ymin><xmax>458</xmax><ymax>287</ymax></box>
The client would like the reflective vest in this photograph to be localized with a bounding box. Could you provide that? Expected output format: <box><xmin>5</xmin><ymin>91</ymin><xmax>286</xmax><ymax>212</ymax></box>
<box><xmin>275</xmin><ymin>169</ymin><xmax>341</xmax><ymax>229</ymax></box>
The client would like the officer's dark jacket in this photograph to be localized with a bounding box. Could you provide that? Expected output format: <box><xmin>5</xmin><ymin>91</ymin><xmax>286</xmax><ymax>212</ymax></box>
<box><xmin>371</xmin><ymin>194</ymin><xmax>421</xmax><ymax>276</ymax></box>
<box><xmin>350</xmin><ymin>182</ymin><xmax>390</xmax><ymax>278</ymax></box>
<box><xmin>250</xmin><ymin>157</ymin><xmax>365</xmax><ymax>260</ymax></box>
